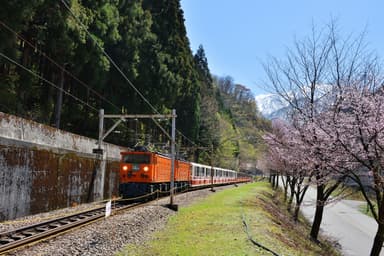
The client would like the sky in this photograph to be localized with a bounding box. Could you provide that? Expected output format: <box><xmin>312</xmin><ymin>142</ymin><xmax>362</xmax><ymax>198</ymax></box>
<box><xmin>180</xmin><ymin>0</ymin><xmax>384</xmax><ymax>96</ymax></box>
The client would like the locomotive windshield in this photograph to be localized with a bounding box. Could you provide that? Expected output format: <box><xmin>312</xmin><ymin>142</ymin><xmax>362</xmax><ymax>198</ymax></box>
<box><xmin>123</xmin><ymin>154</ymin><xmax>151</xmax><ymax>164</ymax></box>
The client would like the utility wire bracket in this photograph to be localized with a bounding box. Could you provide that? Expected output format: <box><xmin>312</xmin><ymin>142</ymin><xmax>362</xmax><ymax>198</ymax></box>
<box><xmin>96</xmin><ymin>109</ymin><xmax>178</xmax><ymax>208</ymax></box>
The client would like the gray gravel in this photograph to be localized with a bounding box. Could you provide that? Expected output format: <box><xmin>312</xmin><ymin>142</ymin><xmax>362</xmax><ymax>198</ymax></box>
<box><xmin>2</xmin><ymin>185</ymin><xmax>238</xmax><ymax>256</ymax></box>
<box><xmin>0</xmin><ymin>203</ymin><xmax>103</xmax><ymax>233</ymax></box>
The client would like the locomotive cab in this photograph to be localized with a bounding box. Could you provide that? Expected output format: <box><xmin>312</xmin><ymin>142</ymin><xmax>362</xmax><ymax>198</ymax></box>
<box><xmin>119</xmin><ymin>151</ymin><xmax>191</xmax><ymax>200</ymax></box>
<box><xmin>120</xmin><ymin>152</ymin><xmax>152</xmax><ymax>181</ymax></box>
<box><xmin>119</xmin><ymin>152</ymin><xmax>155</xmax><ymax>199</ymax></box>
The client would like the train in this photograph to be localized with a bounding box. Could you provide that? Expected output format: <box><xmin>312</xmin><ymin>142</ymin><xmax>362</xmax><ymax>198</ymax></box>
<box><xmin>119</xmin><ymin>147</ymin><xmax>252</xmax><ymax>199</ymax></box>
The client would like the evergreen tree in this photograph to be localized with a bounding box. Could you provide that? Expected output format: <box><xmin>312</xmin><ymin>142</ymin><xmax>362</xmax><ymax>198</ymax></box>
<box><xmin>142</xmin><ymin>0</ymin><xmax>201</xmax><ymax>142</ymax></box>
<box><xmin>193</xmin><ymin>45</ymin><xmax>219</xmax><ymax>162</ymax></box>
<box><xmin>194</xmin><ymin>45</ymin><xmax>212</xmax><ymax>84</ymax></box>
<box><xmin>0</xmin><ymin>0</ymin><xmax>270</xmax><ymax>165</ymax></box>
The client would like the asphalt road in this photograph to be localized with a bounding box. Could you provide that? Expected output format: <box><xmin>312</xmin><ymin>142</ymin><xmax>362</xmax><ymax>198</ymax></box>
<box><xmin>301</xmin><ymin>186</ymin><xmax>383</xmax><ymax>256</ymax></box>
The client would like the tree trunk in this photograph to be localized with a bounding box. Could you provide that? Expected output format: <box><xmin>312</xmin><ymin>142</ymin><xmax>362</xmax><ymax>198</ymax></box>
<box><xmin>310</xmin><ymin>184</ymin><xmax>325</xmax><ymax>241</ymax></box>
<box><xmin>370</xmin><ymin>197</ymin><xmax>384</xmax><ymax>256</ymax></box>
<box><xmin>53</xmin><ymin>67</ymin><xmax>65</xmax><ymax>128</ymax></box>
<box><xmin>293</xmin><ymin>182</ymin><xmax>305</xmax><ymax>221</ymax></box>
<box><xmin>193</xmin><ymin>148</ymin><xmax>199</xmax><ymax>163</ymax></box>
<box><xmin>293</xmin><ymin>204</ymin><xmax>300</xmax><ymax>222</ymax></box>
<box><xmin>283</xmin><ymin>177</ymin><xmax>288</xmax><ymax>202</ymax></box>
<box><xmin>370</xmin><ymin>222</ymin><xmax>384</xmax><ymax>256</ymax></box>
<box><xmin>287</xmin><ymin>178</ymin><xmax>295</xmax><ymax>212</ymax></box>
<box><xmin>275</xmin><ymin>175</ymin><xmax>279</xmax><ymax>189</ymax></box>
<box><xmin>287</xmin><ymin>189</ymin><xmax>294</xmax><ymax>212</ymax></box>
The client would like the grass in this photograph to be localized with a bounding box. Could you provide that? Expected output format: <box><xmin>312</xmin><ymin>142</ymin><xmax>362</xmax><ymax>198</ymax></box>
<box><xmin>359</xmin><ymin>202</ymin><xmax>377</xmax><ymax>218</ymax></box>
<box><xmin>331</xmin><ymin>184</ymin><xmax>366</xmax><ymax>201</ymax></box>
<box><xmin>331</xmin><ymin>184</ymin><xmax>377</xmax><ymax>218</ymax></box>
<box><xmin>117</xmin><ymin>182</ymin><xmax>339</xmax><ymax>256</ymax></box>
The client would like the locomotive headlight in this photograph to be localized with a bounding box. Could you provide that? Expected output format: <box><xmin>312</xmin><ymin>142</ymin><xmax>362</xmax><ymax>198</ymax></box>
<box><xmin>122</xmin><ymin>165</ymin><xmax>128</xmax><ymax>171</ymax></box>
<box><xmin>143</xmin><ymin>166</ymin><xmax>149</xmax><ymax>172</ymax></box>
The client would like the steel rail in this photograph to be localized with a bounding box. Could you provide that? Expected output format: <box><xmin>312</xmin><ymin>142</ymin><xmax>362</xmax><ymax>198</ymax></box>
<box><xmin>0</xmin><ymin>202</ymin><xmax>139</xmax><ymax>254</ymax></box>
<box><xmin>0</xmin><ymin>182</ymin><xmax>248</xmax><ymax>254</ymax></box>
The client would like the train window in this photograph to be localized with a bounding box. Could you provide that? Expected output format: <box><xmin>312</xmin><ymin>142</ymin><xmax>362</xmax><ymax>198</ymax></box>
<box><xmin>123</xmin><ymin>154</ymin><xmax>150</xmax><ymax>164</ymax></box>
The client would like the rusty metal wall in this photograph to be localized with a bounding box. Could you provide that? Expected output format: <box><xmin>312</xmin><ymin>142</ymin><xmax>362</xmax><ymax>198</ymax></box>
<box><xmin>0</xmin><ymin>112</ymin><xmax>125</xmax><ymax>221</ymax></box>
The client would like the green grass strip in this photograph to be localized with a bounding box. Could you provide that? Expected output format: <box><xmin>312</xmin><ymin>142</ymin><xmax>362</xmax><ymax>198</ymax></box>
<box><xmin>118</xmin><ymin>182</ymin><xmax>339</xmax><ymax>256</ymax></box>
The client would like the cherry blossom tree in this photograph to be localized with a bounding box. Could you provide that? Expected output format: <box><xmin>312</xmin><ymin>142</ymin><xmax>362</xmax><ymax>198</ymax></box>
<box><xmin>265</xmin><ymin>75</ymin><xmax>384</xmax><ymax>255</ymax></box>
<box><xmin>264</xmin><ymin>120</ymin><xmax>312</xmax><ymax>221</ymax></box>
<box><xmin>318</xmin><ymin>80</ymin><xmax>384</xmax><ymax>255</ymax></box>
<box><xmin>262</xmin><ymin>21</ymin><xmax>378</xmax><ymax>242</ymax></box>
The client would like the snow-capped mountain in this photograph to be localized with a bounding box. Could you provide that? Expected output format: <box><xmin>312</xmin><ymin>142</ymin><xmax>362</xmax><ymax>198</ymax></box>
<box><xmin>255</xmin><ymin>85</ymin><xmax>334</xmax><ymax>120</ymax></box>
<box><xmin>255</xmin><ymin>93</ymin><xmax>289</xmax><ymax>119</ymax></box>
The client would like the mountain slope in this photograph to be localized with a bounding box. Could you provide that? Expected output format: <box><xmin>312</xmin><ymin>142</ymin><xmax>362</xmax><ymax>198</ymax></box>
<box><xmin>255</xmin><ymin>93</ymin><xmax>289</xmax><ymax>119</ymax></box>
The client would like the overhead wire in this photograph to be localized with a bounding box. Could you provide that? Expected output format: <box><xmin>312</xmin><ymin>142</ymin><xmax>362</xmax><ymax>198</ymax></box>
<box><xmin>1</xmin><ymin>4</ymin><xmax>199</xmax><ymax>151</ymax></box>
<box><xmin>0</xmin><ymin>20</ymin><xmax>156</xmax><ymax>146</ymax></box>
<box><xmin>60</xmin><ymin>0</ymin><xmax>199</xmax><ymax>148</ymax></box>
<box><xmin>60</xmin><ymin>0</ymin><xmax>159</xmax><ymax>115</ymax></box>
<box><xmin>0</xmin><ymin>20</ymin><xmax>121</xmax><ymax>113</ymax></box>
<box><xmin>0</xmin><ymin>52</ymin><xmax>98</xmax><ymax>112</ymax></box>
<box><xmin>0</xmin><ymin>18</ymin><xmax>169</xmax><ymax>146</ymax></box>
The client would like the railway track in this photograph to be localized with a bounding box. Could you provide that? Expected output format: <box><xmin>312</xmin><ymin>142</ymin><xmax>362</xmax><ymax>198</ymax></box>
<box><xmin>0</xmin><ymin>184</ymin><xmax>243</xmax><ymax>254</ymax></box>
<box><xmin>0</xmin><ymin>201</ymin><xmax>142</xmax><ymax>254</ymax></box>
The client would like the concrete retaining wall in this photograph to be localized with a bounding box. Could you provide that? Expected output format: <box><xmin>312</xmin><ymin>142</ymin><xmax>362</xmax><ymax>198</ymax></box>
<box><xmin>0</xmin><ymin>112</ymin><xmax>127</xmax><ymax>220</ymax></box>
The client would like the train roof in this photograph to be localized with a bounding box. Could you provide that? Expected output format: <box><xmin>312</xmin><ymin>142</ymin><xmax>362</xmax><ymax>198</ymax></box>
<box><xmin>121</xmin><ymin>150</ymin><xmax>190</xmax><ymax>162</ymax></box>
<box><xmin>190</xmin><ymin>162</ymin><xmax>236</xmax><ymax>173</ymax></box>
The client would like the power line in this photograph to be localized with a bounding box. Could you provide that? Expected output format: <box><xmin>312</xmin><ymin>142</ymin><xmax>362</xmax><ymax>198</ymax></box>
<box><xmin>0</xmin><ymin>20</ymin><xmax>121</xmax><ymax>113</ymax></box>
<box><xmin>60</xmin><ymin>0</ymin><xmax>198</xmax><ymax>147</ymax></box>
<box><xmin>0</xmin><ymin>52</ymin><xmax>98</xmax><ymax>112</ymax></box>
<box><xmin>60</xmin><ymin>0</ymin><xmax>158</xmax><ymax>114</ymax></box>
<box><xmin>2</xmin><ymin>13</ymin><xmax>199</xmax><ymax>150</ymax></box>
<box><xmin>2</xmin><ymin>19</ymin><xmax>186</xmax><ymax>147</ymax></box>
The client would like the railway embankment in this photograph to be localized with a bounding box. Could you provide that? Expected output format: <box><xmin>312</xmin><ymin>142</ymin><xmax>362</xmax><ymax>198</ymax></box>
<box><xmin>0</xmin><ymin>183</ymin><xmax>340</xmax><ymax>255</ymax></box>
<box><xmin>119</xmin><ymin>182</ymin><xmax>340</xmax><ymax>256</ymax></box>
<box><xmin>1</xmin><ymin>185</ymin><xmax>232</xmax><ymax>255</ymax></box>
<box><xmin>0</xmin><ymin>112</ymin><xmax>127</xmax><ymax>221</ymax></box>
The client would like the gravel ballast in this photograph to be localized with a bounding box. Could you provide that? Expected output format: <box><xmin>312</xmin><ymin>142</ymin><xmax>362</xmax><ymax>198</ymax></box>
<box><xmin>2</xmin><ymin>185</ymin><xmax>238</xmax><ymax>256</ymax></box>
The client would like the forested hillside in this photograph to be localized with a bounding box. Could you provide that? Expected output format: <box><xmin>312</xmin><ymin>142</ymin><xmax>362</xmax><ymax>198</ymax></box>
<box><xmin>0</xmin><ymin>0</ymin><xmax>269</xmax><ymax>169</ymax></box>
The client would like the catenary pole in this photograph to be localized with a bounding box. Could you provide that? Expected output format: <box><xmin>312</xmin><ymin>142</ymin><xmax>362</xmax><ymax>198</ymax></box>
<box><xmin>98</xmin><ymin>109</ymin><xmax>104</xmax><ymax>150</ymax></box>
<box><xmin>96</xmin><ymin>109</ymin><xmax>178</xmax><ymax>209</ymax></box>
<box><xmin>170</xmin><ymin>109</ymin><xmax>176</xmax><ymax>206</ymax></box>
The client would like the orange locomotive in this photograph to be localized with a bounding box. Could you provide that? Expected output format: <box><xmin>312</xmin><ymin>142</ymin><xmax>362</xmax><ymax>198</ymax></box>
<box><xmin>119</xmin><ymin>148</ymin><xmax>252</xmax><ymax>199</ymax></box>
<box><xmin>119</xmin><ymin>149</ymin><xmax>191</xmax><ymax>198</ymax></box>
